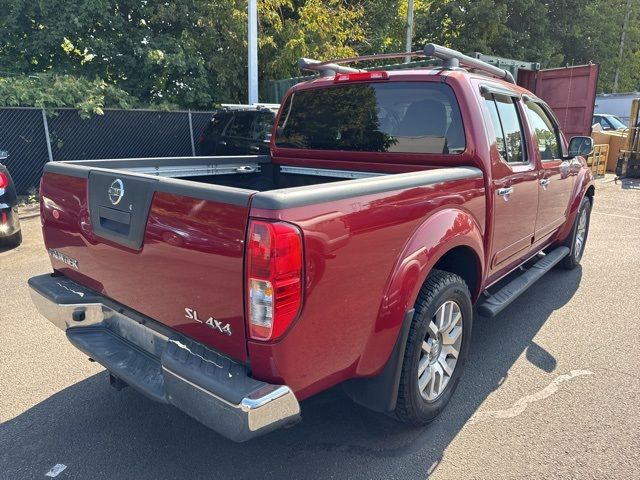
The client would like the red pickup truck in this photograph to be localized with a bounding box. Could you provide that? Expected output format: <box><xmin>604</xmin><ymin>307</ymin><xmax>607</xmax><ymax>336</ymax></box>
<box><xmin>29</xmin><ymin>45</ymin><xmax>595</xmax><ymax>442</ymax></box>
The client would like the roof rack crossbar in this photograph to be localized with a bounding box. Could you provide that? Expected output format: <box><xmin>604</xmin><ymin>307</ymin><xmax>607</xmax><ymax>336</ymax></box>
<box><xmin>297</xmin><ymin>58</ymin><xmax>363</xmax><ymax>77</ymax></box>
<box><xmin>296</xmin><ymin>44</ymin><xmax>515</xmax><ymax>84</ymax></box>
<box><xmin>219</xmin><ymin>103</ymin><xmax>280</xmax><ymax>111</ymax></box>
<box><xmin>423</xmin><ymin>44</ymin><xmax>515</xmax><ymax>84</ymax></box>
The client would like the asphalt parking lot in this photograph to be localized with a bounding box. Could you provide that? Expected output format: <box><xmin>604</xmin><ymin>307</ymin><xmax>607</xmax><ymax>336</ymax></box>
<box><xmin>1</xmin><ymin>176</ymin><xmax>639</xmax><ymax>479</ymax></box>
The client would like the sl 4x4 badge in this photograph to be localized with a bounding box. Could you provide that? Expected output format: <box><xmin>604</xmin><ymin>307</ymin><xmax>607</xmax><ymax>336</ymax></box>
<box><xmin>184</xmin><ymin>308</ymin><xmax>232</xmax><ymax>336</ymax></box>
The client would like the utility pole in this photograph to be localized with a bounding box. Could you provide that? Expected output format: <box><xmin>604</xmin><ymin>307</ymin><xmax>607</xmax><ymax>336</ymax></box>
<box><xmin>613</xmin><ymin>0</ymin><xmax>633</xmax><ymax>92</ymax></box>
<box><xmin>248</xmin><ymin>0</ymin><xmax>258</xmax><ymax>104</ymax></box>
<box><xmin>404</xmin><ymin>0</ymin><xmax>415</xmax><ymax>63</ymax></box>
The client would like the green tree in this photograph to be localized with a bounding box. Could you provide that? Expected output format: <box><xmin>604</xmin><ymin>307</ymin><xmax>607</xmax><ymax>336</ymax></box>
<box><xmin>411</xmin><ymin>0</ymin><xmax>640</xmax><ymax>92</ymax></box>
<box><xmin>258</xmin><ymin>0</ymin><xmax>365</xmax><ymax>80</ymax></box>
<box><xmin>0</xmin><ymin>74</ymin><xmax>137</xmax><ymax>117</ymax></box>
<box><xmin>0</xmin><ymin>0</ymin><xmax>249</xmax><ymax>108</ymax></box>
<box><xmin>0</xmin><ymin>0</ymin><xmax>367</xmax><ymax>108</ymax></box>
<box><xmin>2</xmin><ymin>0</ymin><xmax>640</xmax><ymax>109</ymax></box>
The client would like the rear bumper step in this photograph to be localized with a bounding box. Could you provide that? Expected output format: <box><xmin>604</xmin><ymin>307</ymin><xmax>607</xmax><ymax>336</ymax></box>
<box><xmin>477</xmin><ymin>246</ymin><xmax>570</xmax><ymax>318</ymax></box>
<box><xmin>28</xmin><ymin>274</ymin><xmax>300</xmax><ymax>442</ymax></box>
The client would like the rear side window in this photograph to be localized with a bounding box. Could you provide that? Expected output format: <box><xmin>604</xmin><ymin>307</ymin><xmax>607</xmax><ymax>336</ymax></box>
<box><xmin>227</xmin><ymin>113</ymin><xmax>255</xmax><ymax>138</ymax></box>
<box><xmin>275</xmin><ymin>82</ymin><xmax>465</xmax><ymax>154</ymax></box>
<box><xmin>525</xmin><ymin>102</ymin><xmax>561</xmax><ymax>160</ymax></box>
<box><xmin>483</xmin><ymin>93</ymin><xmax>526</xmax><ymax>164</ymax></box>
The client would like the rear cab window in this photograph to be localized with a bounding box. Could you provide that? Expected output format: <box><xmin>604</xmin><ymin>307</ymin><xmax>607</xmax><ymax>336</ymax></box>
<box><xmin>275</xmin><ymin>82</ymin><xmax>465</xmax><ymax>154</ymax></box>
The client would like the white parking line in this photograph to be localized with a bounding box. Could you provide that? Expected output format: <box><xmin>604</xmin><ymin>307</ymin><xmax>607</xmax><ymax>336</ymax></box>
<box><xmin>593</xmin><ymin>211</ymin><xmax>640</xmax><ymax>221</ymax></box>
<box><xmin>468</xmin><ymin>370</ymin><xmax>594</xmax><ymax>425</ymax></box>
<box><xmin>45</xmin><ymin>464</ymin><xmax>67</xmax><ymax>477</ymax></box>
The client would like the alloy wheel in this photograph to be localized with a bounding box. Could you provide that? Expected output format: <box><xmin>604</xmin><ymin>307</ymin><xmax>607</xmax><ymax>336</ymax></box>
<box><xmin>417</xmin><ymin>300</ymin><xmax>463</xmax><ymax>401</ymax></box>
<box><xmin>575</xmin><ymin>208</ymin><xmax>588</xmax><ymax>259</ymax></box>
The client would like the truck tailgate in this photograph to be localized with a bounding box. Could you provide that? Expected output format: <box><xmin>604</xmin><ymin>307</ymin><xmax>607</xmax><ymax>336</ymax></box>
<box><xmin>40</xmin><ymin>164</ymin><xmax>253</xmax><ymax>362</ymax></box>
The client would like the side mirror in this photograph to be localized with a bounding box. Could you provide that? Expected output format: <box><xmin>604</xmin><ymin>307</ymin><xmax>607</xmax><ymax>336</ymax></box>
<box><xmin>567</xmin><ymin>136</ymin><xmax>593</xmax><ymax>158</ymax></box>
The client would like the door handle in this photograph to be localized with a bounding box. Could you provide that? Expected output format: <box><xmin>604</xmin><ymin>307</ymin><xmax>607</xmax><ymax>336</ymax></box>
<box><xmin>249</xmin><ymin>145</ymin><xmax>260</xmax><ymax>151</ymax></box>
<box><xmin>540</xmin><ymin>178</ymin><xmax>551</xmax><ymax>187</ymax></box>
<box><xmin>219</xmin><ymin>141</ymin><xmax>227</xmax><ymax>146</ymax></box>
<box><xmin>497</xmin><ymin>187</ymin><xmax>514</xmax><ymax>197</ymax></box>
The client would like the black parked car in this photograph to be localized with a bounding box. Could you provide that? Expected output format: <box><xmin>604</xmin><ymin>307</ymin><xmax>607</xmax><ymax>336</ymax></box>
<box><xmin>0</xmin><ymin>152</ymin><xmax>22</xmax><ymax>248</ymax></box>
<box><xmin>197</xmin><ymin>104</ymin><xmax>279</xmax><ymax>156</ymax></box>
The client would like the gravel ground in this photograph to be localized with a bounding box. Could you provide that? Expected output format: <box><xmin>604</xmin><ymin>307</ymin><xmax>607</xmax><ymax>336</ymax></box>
<box><xmin>1</xmin><ymin>175</ymin><xmax>638</xmax><ymax>479</ymax></box>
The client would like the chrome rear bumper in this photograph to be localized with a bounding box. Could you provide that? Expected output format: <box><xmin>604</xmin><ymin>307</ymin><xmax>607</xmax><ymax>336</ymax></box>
<box><xmin>28</xmin><ymin>274</ymin><xmax>300</xmax><ymax>442</ymax></box>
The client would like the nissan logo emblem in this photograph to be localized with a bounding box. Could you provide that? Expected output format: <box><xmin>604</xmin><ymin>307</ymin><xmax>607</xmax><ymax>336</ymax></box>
<box><xmin>108</xmin><ymin>179</ymin><xmax>124</xmax><ymax>205</ymax></box>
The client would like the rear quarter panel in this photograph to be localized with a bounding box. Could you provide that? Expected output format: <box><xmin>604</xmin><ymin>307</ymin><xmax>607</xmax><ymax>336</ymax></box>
<box><xmin>248</xmin><ymin>174</ymin><xmax>485</xmax><ymax>400</ymax></box>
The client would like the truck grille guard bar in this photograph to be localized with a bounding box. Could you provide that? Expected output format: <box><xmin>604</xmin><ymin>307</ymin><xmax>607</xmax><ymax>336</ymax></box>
<box><xmin>298</xmin><ymin>43</ymin><xmax>516</xmax><ymax>84</ymax></box>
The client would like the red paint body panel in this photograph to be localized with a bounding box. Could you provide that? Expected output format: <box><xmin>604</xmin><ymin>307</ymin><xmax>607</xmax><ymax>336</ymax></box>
<box><xmin>38</xmin><ymin>67</ymin><xmax>595</xmax><ymax>403</ymax></box>
<box><xmin>40</xmin><ymin>172</ymin><xmax>250</xmax><ymax>361</ymax></box>
<box><xmin>248</xmin><ymin>177</ymin><xmax>485</xmax><ymax>400</ymax></box>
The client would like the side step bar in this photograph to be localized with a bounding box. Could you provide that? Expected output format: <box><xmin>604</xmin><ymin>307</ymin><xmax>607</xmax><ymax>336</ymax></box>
<box><xmin>477</xmin><ymin>247</ymin><xmax>570</xmax><ymax>318</ymax></box>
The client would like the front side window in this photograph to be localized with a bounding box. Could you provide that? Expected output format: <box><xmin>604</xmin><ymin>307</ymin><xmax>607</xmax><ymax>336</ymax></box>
<box><xmin>252</xmin><ymin>113</ymin><xmax>275</xmax><ymax>141</ymax></box>
<box><xmin>525</xmin><ymin>102</ymin><xmax>561</xmax><ymax>160</ymax></box>
<box><xmin>483</xmin><ymin>93</ymin><xmax>526</xmax><ymax>164</ymax></box>
<box><xmin>607</xmin><ymin>115</ymin><xmax>626</xmax><ymax>130</ymax></box>
<box><xmin>594</xmin><ymin>116</ymin><xmax>612</xmax><ymax>130</ymax></box>
<box><xmin>275</xmin><ymin>82</ymin><xmax>465</xmax><ymax>154</ymax></box>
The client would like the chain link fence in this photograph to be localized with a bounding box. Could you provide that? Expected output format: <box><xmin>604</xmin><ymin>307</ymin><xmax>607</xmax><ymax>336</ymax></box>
<box><xmin>0</xmin><ymin>107</ymin><xmax>216</xmax><ymax>194</ymax></box>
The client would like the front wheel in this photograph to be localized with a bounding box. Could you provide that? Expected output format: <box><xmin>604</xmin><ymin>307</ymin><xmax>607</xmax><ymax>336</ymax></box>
<box><xmin>394</xmin><ymin>270</ymin><xmax>473</xmax><ymax>425</ymax></box>
<box><xmin>561</xmin><ymin>196</ymin><xmax>591</xmax><ymax>269</ymax></box>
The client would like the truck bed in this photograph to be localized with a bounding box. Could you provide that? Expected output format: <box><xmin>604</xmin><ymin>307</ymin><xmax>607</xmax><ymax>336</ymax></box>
<box><xmin>40</xmin><ymin>154</ymin><xmax>483</xmax><ymax>364</ymax></box>
<box><xmin>57</xmin><ymin>155</ymin><xmax>382</xmax><ymax>192</ymax></box>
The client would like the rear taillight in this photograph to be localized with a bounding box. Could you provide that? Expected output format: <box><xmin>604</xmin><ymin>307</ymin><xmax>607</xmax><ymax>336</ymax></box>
<box><xmin>0</xmin><ymin>172</ymin><xmax>8</xmax><ymax>189</ymax></box>
<box><xmin>246</xmin><ymin>220</ymin><xmax>303</xmax><ymax>341</ymax></box>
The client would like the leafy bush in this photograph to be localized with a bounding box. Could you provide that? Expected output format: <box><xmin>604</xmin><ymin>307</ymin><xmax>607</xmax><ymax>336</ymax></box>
<box><xmin>0</xmin><ymin>74</ymin><xmax>138</xmax><ymax>118</ymax></box>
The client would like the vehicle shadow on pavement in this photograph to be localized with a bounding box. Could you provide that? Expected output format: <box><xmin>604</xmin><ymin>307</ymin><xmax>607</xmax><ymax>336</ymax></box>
<box><xmin>0</xmin><ymin>244</ymin><xmax>20</xmax><ymax>254</ymax></box>
<box><xmin>0</xmin><ymin>267</ymin><xmax>581</xmax><ymax>480</ymax></box>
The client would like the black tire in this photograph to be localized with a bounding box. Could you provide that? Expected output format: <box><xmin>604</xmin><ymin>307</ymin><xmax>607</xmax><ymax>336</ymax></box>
<box><xmin>0</xmin><ymin>229</ymin><xmax>22</xmax><ymax>249</ymax></box>
<box><xmin>394</xmin><ymin>269</ymin><xmax>473</xmax><ymax>425</ymax></box>
<box><xmin>561</xmin><ymin>196</ymin><xmax>591</xmax><ymax>270</ymax></box>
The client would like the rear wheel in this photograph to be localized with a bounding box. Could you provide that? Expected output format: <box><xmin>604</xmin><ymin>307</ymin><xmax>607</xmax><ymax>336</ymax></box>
<box><xmin>394</xmin><ymin>270</ymin><xmax>473</xmax><ymax>425</ymax></box>
<box><xmin>561</xmin><ymin>196</ymin><xmax>591</xmax><ymax>269</ymax></box>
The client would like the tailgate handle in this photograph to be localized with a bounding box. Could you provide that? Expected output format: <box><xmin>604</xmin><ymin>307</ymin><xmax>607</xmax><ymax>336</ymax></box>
<box><xmin>98</xmin><ymin>206</ymin><xmax>131</xmax><ymax>235</ymax></box>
